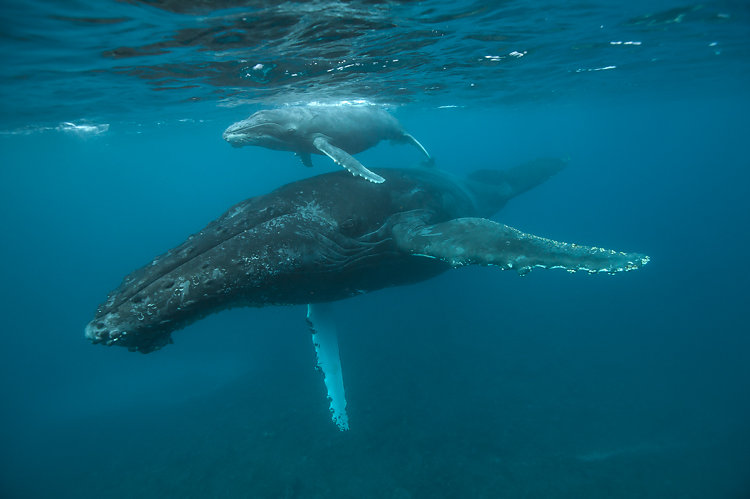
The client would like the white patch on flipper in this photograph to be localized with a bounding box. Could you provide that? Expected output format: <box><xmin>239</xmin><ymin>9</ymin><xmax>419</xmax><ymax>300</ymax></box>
<box><xmin>307</xmin><ymin>302</ymin><xmax>349</xmax><ymax>431</ymax></box>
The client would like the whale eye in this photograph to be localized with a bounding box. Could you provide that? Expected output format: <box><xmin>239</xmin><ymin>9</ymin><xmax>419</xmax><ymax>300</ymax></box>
<box><xmin>286</xmin><ymin>127</ymin><xmax>296</xmax><ymax>134</ymax></box>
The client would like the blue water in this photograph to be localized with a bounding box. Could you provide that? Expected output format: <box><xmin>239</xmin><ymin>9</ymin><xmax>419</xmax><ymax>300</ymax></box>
<box><xmin>1</xmin><ymin>1</ymin><xmax>749</xmax><ymax>497</ymax></box>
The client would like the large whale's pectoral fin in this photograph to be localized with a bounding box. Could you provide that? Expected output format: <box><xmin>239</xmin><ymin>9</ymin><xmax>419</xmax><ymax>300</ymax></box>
<box><xmin>307</xmin><ymin>303</ymin><xmax>349</xmax><ymax>431</ymax></box>
<box><xmin>401</xmin><ymin>133</ymin><xmax>434</xmax><ymax>166</ymax></box>
<box><xmin>312</xmin><ymin>136</ymin><xmax>385</xmax><ymax>184</ymax></box>
<box><xmin>393</xmin><ymin>215</ymin><xmax>649</xmax><ymax>275</ymax></box>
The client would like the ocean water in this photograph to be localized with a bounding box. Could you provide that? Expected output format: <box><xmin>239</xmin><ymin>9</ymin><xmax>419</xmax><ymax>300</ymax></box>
<box><xmin>1</xmin><ymin>1</ymin><xmax>749</xmax><ymax>497</ymax></box>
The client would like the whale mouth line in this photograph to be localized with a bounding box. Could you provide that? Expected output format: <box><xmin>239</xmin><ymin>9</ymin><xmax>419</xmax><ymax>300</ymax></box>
<box><xmin>224</xmin><ymin>122</ymin><xmax>285</xmax><ymax>139</ymax></box>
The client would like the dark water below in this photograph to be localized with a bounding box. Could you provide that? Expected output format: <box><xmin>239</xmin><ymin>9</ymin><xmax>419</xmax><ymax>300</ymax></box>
<box><xmin>1</xmin><ymin>1</ymin><xmax>749</xmax><ymax>498</ymax></box>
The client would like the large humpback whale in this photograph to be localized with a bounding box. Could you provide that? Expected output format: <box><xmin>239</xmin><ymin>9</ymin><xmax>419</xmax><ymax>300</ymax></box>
<box><xmin>85</xmin><ymin>159</ymin><xmax>648</xmax><ymax>430</ymax></box>
<box><xmin>222</xmin><ymin>105</ymin><xmax>432</xmax><ymax>183</ymax></box>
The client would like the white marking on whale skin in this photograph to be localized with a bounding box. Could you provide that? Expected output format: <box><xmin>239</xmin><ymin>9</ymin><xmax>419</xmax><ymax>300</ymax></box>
<box><xmin>176</xmin><ymin>277</ymin><xmax>190</xmax><ymax>304</ymax></box>
<box><xmin>210</xmin><ymin>268</ymin><xmax>225</xmax><ymax>281</ymax></box>
<box><xmin>226</xmin><ymin>206</ymin><xmax>244</xmax><ymax>219</ymax></box>
<box><xmin>276</xmin><ymin>246</ymin><xmax>299</xmax><ymax>266</ymax></box>
<box><xmin>85</xmin><ymin>312</ymin><xmax>122</xmax><ymax>343</ymax></box>
<box><xmin>297</xmin><ymin>200</ymin><xmax>326</xmax><ymax>221</ymax></box>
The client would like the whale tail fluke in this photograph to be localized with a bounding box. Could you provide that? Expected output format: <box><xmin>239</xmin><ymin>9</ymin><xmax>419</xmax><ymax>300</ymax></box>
<box><xmin>466</xmin><ymin>158</ymin><xmax>567</xmax><ymax>216</ymax></box>
<box><xmin>468</xmin><ymin>157</ymin><xmax>566</xmax><ymax>195</ymax></box>
<box><xmin>402</xmin><ymin>132</ymin><xmax>433</xmax><ymax>166</ymax></box>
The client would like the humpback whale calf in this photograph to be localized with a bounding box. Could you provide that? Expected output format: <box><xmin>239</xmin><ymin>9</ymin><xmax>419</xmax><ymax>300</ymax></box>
<box><xmin>222</xmin><ymin>105</ymin><xmax>432</xmax><ymax>183</ymax></box>
<box><xmin>85</xmin><ymin>159</ymin><xmax>648</xmax><ymax>430</ymax></box>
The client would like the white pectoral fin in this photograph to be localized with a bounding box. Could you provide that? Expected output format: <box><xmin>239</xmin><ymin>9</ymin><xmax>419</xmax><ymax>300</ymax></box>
<box><xmin>307</xmin><ymin>303</ymin><xmax>349</xmax><ymax>431</ymax></box>
<box><xmin>392</xmin><ymin>215</ymin><xmax>650</xmax><ymax>275</ymax></box>
<box><xmin>312</xmin><ymin>136</ymin><xmax>385</xmax><ymax>183</ymax></box>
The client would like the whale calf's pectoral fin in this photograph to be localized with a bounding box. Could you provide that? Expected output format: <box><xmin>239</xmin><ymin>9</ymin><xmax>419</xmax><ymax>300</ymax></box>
<box><xmin>307</xmin><ymin>303</ymin><xmax>349</xmax><ymax>431</ymax></box>
<box><xmin>312</xmin><ymin>136</ymin><xmax>385</xmax><ymax>183</ymax></box>
<box><xmin>296</xmin><ymin>152</ymin><xmax>313</xmax><ymax>167</ymax></box>
<box><xmin>402</xmin><ymin>133</ymin><xmax>434</xmax><ymax>166</ymax></box>
<box><xmin>393</xmin><ymin>215</ymin><xmax>649</xmax><ymax>275</ymax></box>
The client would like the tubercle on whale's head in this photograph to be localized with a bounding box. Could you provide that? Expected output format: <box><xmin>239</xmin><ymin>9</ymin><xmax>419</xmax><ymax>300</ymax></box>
<box><xmin>84</xmin><ymin>309</ymin><xmax>173</xmax><ymax>354</ymax></box>
<box><xmin>222</xmin><ymin>110</ymin><xmax>296</xmax><ymax>149</ymax></box>
<box><xmin>84</xmin><ymin>276</ymin><xmax>190</xmax><ymax>354</ymax></box>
